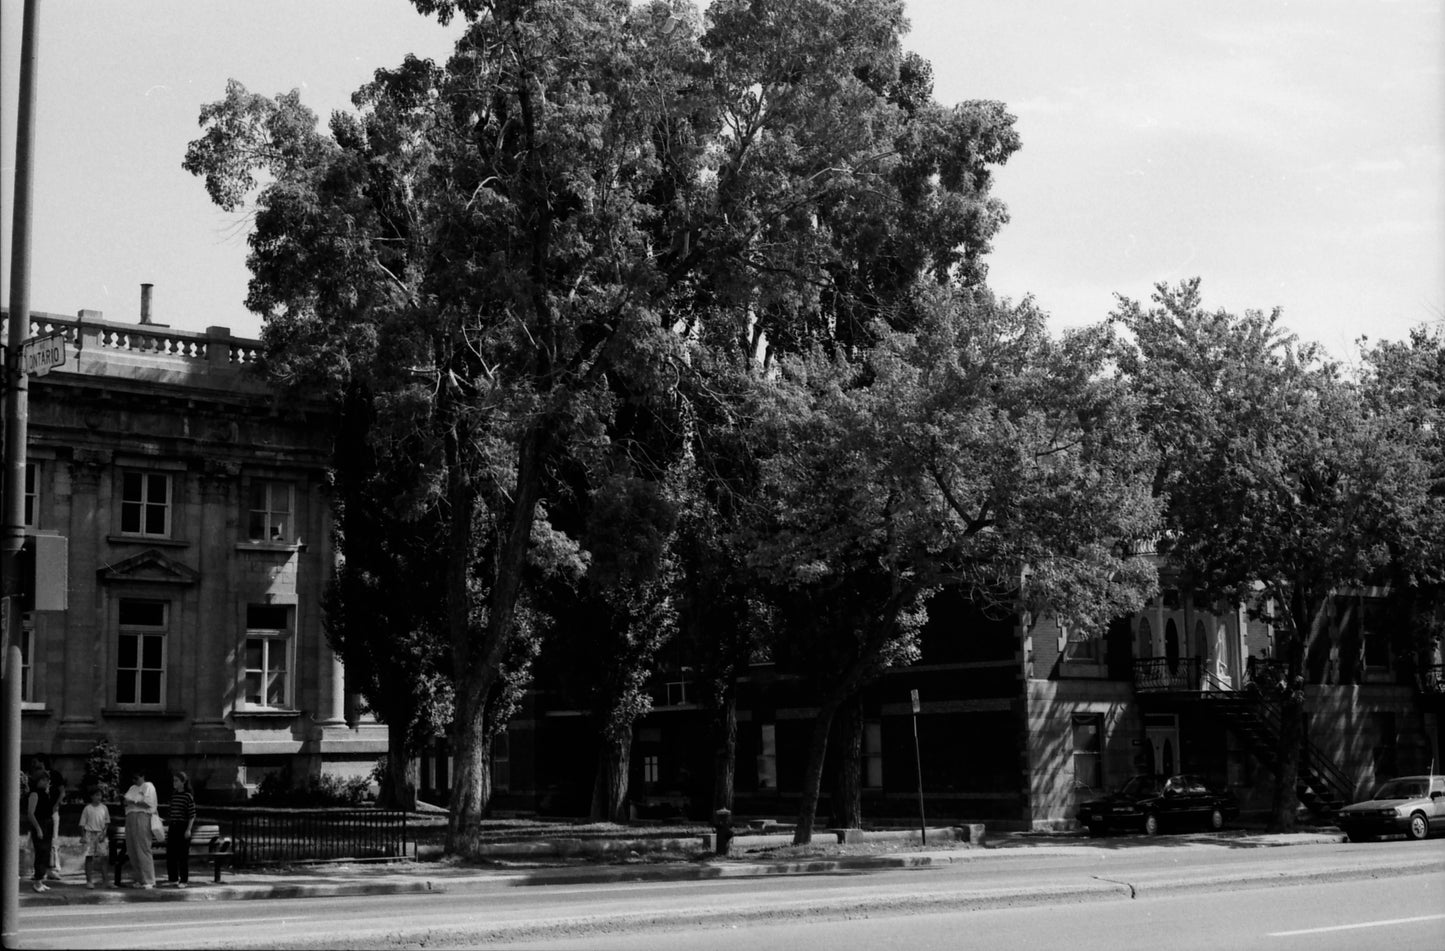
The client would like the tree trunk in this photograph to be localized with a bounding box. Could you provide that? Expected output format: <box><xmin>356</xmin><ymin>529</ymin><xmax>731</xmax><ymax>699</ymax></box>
<box><xmin>829</xmin><ymin>695</ymin><xmax>863</xmax><ymax>830</ymax></box>
<box><xmin>383</xmin><ymin>719</ymin><xmax>418</xmax><ymax>812</ymax></box>
<box><xmin>446</xmin><ymin>691</ymin><xmax>493</xmax><ymax>852</ymax></box>
<box><xmin>446</xmin><ymin>422</ymin><xmax>549</xmax><ymax>847</ymax></box>
<box><xmin>793</xmin><ymin>698</ymin><xmax>841</xmax><ymax>845</ymax></box>
<box><xmin>1268</xmin><ymin>691</ymin><xmax>1305</xmax><ymax>833</ymax></box>
<box><xmin>710</xmin><ymin>692</ymin><xmax>737</xmax><ymax>818</ymax></box>
<box><xmin>1265</xmin><ymin>590</ymin><xmax>1330</xmax><ymax>833</ymax></box>
<box><xmin>591</xmin><ymin>730</ymin><xmax>632</xmax><ymax>824</ymax></box>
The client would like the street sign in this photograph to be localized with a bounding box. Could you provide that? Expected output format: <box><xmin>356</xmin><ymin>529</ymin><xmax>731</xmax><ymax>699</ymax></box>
<box><xmin>21</xmin><ymin>332</ymin><xmax>66</xmax><ymax>377</ymax></box>
<box><xmin>910</xmin><ymin>688</ymin><xmax>920</xmax><ymax>714</ymax></box>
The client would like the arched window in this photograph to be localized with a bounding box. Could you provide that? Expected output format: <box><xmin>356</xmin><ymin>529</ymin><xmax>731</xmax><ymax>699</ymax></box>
<box><xmin>1165</xmin><ymin>619</ymin><xmax>1180</xmax><ymax>674</ymax></box>
<box><xmin>1137</xmin><ymin>618</ymin><xmax>1153</xmax><ymax>659</ymax></box>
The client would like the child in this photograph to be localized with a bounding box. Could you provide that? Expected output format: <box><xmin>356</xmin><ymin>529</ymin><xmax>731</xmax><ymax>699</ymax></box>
<box><xmin>80</xmin><ymin>787</ymin><xmax>111</xmax><ymax>889</ymax></box>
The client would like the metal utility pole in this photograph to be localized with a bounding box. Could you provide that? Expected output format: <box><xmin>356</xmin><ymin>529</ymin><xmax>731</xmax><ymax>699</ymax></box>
<box><xmin>3</xmin><ymin>0</ymin><xmax>40</xmax><ymax>938</ymax></box>
<box><xmin>911</xmin><ymin>688</ymin><xmax>925</xmax><ymax>845</ymax></box>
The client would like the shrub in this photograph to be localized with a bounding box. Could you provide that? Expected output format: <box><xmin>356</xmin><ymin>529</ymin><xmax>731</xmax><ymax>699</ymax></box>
<box><xmin>82</xmin><ymin>738</ymin><xmax>122</xmax><ymax>802</ymax></box>
<box><xmin>252</xmin><ymin>766</ymin><xmax>375</xmax><ymax>807</ymax></box>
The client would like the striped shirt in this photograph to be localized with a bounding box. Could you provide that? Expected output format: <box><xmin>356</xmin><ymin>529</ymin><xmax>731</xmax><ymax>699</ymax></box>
<box><xmin>167</xmin><ymin>789</ymin><xmax>196</xmax><ymax>829</ymax></box>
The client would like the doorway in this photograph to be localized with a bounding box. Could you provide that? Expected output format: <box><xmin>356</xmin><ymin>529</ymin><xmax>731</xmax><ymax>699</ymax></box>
<box><xmin>1144</xmin><ymin>714</ymin><xmax>1179</xmax><ymax>776</ymax></box>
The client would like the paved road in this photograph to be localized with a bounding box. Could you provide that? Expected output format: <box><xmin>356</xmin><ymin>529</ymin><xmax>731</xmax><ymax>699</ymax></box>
<box><xmin>14</xmin><ymin>838</ymin><xmax>1445</xmax><ymax>949</ymax></box>
<box><xmin>518</xmin><ymin>870</ymin><xmax>1445</xmax><ymax>951</ymax></box>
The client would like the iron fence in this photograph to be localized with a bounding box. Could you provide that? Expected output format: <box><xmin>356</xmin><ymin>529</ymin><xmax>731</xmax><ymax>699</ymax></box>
<box><xmin>203</xmin><ymin>807</ymin><xmax>410</xmax><ymax>867</ymax></box>
<box><xmin>1421</xmin><ymin>664</ymin><xmax>1445</xmax><ymax>695</ymax></box>
<box><xmin>1132</xmin><ymin>656</ymin><xmax>1202</xmax><ymax>692</ymax></box>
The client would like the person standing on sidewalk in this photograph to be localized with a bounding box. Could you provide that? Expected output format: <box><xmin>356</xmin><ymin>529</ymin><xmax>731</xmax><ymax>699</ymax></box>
<box><xmin>25</xmin><ymin>771</ymin><xmax>57</xmax><ymax>891</ymax></box>
<box><xmin>122</xmin><ymin>767</ymin><xmax>159</xmax><ymax>888</ymax></box>
<box><xmin>46</xmin><ymin>767</ymin><xmax>65</xmax><ymax>881</ymax></box>
<box><xmin>80</xmin><ymin>786</ymin><xmax>111</xmax><ymax>889</ymax></box>
<box><xmin>166</xmin><ymin>771</ymin><xmax>197</xmax><ymax>888</ymax></box>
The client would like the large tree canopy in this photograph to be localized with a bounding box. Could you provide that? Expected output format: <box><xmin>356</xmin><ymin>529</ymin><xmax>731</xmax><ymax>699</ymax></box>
<box><xmin>751</xmin><ymin>287</ymin><xmax>1159</xmax><ymax>841</ymax></box>
<box><xmin>1113</xmin><ymin>280</ymin><xmax>1439</xmax><ymax>830</ymax></box>
<box><xmin>185</xmin><ymin>0</ymin><xmax>1021</xmax><ymax>848</ymax></box>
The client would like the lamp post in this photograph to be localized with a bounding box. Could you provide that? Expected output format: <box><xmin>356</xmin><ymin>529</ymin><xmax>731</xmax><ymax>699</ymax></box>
<box><xmin>3</xmin><ymin>0</ymin><xmax>40</xmax><ymax>938</ymax></box>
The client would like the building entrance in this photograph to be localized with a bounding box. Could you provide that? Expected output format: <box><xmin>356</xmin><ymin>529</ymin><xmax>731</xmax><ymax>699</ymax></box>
<box><xmin>1144</xmin><ymin>714</ymin><xmax>1179</xmax><ymax>776</ymax></box>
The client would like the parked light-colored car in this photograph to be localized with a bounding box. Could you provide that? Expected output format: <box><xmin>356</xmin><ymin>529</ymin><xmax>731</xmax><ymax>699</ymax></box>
<box><xmin>1335</xmin><ymin>775</ymin><xmax>1445</xmax><ymax>842</ymax></box>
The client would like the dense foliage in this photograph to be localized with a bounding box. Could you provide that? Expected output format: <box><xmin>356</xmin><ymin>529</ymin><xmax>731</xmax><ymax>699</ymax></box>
<box><xmin>185</xmin><ymin>0</ymin><xmax>1441</xmax><ymax>842</ymax></box>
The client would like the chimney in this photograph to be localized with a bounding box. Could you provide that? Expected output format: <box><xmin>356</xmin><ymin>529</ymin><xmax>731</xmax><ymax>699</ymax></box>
<box><xmin>140</xmin><ymin>283</ymin><xmax>154</xmax><ymax>325</ymax></box>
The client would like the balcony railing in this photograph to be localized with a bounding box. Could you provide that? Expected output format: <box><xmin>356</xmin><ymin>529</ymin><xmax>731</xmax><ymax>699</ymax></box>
<box><xmin>1421</xmin><ymin>664</ymin><xmax>1445</xmax><ymax>695</ymax></box>
<box><xmin>1132</xmin><ymin>657</ymin><xmax>1202</xmax><ymax>693</ymax></box>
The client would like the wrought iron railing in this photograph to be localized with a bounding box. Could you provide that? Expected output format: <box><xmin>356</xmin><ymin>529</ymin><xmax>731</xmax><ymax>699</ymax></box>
<box><xmin>1132</xmin><ymin>657</ymin><xmax>1202</xmax><ymax>692</ymax></box>
<box><xmin>205</xmin><ymin>807</ymin><xmax>410</xmax><ymax>867</ymax></box>
<box><xmin>1420</xmin><ymin>664</ymin><xmax>1445</xmax><ymax>695</ymax></box>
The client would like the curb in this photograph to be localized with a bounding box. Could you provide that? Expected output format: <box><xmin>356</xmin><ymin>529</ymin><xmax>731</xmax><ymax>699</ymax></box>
<box><xmin>15</xmin><ymin>853</ymin><xmax>952</xmax><ymax>906</ymax></box>
<box><xmin>16</xmin><ymin>878</ymin><xmax>444</xmax><ymax>906</ymax></box>
<box><xmin>10</xmin><ymin>830</ymin><xmax>1371</xmax><ymax>906</ymax></box>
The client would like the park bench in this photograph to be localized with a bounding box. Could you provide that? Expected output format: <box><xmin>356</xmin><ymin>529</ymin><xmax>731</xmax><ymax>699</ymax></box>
<box><xmin>108</xmin><ymin>819</ymin><xmax>235</xmax><ymax>885</ymax></box>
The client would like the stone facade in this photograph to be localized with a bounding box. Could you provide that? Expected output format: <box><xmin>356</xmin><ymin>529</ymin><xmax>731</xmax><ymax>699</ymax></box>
<box><xmin>9</xmin><ymin>307</ymin><xmax>384</xmax><ymax>801</ymax></box>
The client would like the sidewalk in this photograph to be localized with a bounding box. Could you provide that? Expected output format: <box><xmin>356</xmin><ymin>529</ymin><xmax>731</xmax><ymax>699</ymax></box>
<box><xmin>16</xmin><ymin>826</ymin><xmax>1354</xmax><ymax>907</ymax></box>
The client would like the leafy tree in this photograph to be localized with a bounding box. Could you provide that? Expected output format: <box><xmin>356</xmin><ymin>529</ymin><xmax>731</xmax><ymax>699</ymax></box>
<box><xmin>1359</xmin><ymin>327</ymin><xmax>1445</xmax><ymax>681</ymax></box>
<box><xmin>754</xmin><ymin>288</ymin><xmax>1159</xmax><ymax>843</ymax></box>
<box><xmin>322</xmin><ymin>394</ymin><xmax>454</xmax><ymax>811</ymax></box>
<box><xmin>185</xmin><ymin>0</ymin><xmax>1021</xmax><ymax>848</ymax></box>
<box><xmin>1113</xmin><ymin>280</ymin><xmax>1435</xmax><ymax>830</ymax></box>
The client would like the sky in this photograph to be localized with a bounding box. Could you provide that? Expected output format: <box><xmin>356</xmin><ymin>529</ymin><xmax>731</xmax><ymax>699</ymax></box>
<box><xmin>3</xmin><ymin>0</ymin><xmax>1442</xmax><ymax>358</ymax></box>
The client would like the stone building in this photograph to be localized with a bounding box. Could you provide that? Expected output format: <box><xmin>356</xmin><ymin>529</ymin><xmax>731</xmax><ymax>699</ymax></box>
<box><xmin>8</xmin><ymin>302</ymin><xmax>382</xmax><ymax>800</ymax></box>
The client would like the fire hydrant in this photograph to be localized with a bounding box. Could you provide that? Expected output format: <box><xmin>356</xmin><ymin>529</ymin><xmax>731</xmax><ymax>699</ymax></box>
<box><xmin>712</xmin><ymin>808</ymin><xmax>734</xmax><ymax>856</ymax></box>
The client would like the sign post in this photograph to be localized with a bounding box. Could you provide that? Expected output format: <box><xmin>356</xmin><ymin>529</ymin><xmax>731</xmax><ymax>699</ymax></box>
<box><xmin>911</xmin><ymin>688</ymin><xmax>925</xmax><ymax>845</ymax></box>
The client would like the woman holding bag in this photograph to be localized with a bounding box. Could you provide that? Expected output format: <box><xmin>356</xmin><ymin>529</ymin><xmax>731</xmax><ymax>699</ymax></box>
<box><xmin>122</xmin><ymin>767</ymin><xmax>159</xmax><ymax>888</ymax></box>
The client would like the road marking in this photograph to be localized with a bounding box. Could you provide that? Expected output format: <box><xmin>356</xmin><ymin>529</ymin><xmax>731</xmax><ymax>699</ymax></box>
<box><xmin>1270</xmin><ymin>914</ymin><xmax>1445</xmax><ymax>937</ymax></box>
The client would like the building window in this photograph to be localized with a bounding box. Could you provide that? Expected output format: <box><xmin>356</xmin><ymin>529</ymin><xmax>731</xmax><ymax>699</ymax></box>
<box><xmin>491</xmin><ymin>732</ymin><xmax>511</xmax><ymax>792</ymax></box>
<box><xmin>863</xmin><ymin>721</ymin><xmax>883</xmax><ymax>789</ymax></box>
<box><xmin>1361</xmin><ymin>600</ymin><xmax>1390</xmax><ymax>672</ymax></box>
<box><xmin>19</xmin><ymin>616</ymin><xmax>35</xmax><ymax>704</ymax></box>
<box><xmin>248</xmin><ymin>480</ymin><xmax>295</xmax><ymax>542</ymax></box>
<box><xmin>1136</xmin><ymin>618</ymin><xmax>1152</xmax><ymax>659</ymax></box>
<box><xmin>120</xmin><ymin>471</ymin><xmax>172</xmax><ymax>537</ymax></box>
<box><xmin>642</xmin><ymin>754</ymin><xmax>660</xmax><ymax>785</ymax></box>
<box><xmin>23</xmin><ymin>463</ymin><xmax>38</xmax><ymax>528</ymax></box>
<box><xmin>1062</xmin><ymin>627</ymin><xmax>1101</xmax><ymax>665</ymax></box>
<box><xmin>1370</xmin><ymin>712</ymin><xmax>1398</xmax><ymax>780</ymax></box>
<box><xmin>243</xmin><ymin>604</ymin><xmax>293</xmax><ymax>709</ymax></box>
<box><xmin>1072</xmin><ymin>714</ymin><xmax>1103</xmax><ymax>794</ymax></box>
<box><xmin>757</xmin><ymin>723</ymin><xmax>777</xmax><ymax>790</ymax></box>
<box><xmin>116</xmin><ymin>599</ymin><xmax>167</xmax><ymax>706</ymax></box>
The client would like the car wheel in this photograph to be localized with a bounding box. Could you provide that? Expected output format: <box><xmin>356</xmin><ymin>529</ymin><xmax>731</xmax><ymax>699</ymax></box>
<box><xmin>1086</xmin><ymin>822</ymin><xmax>1107</xmax><ymax>837</ymax></box>
<box><xmin>1406</xmin><ymin>812</ymin><xmax>1429</xmax><ymax>841</ymax></box>
<box><xmin>1143</xmin><ymin>813</ymin><xmax>1160</xmax><ymax>836</ymax></box>
<box><xmin>1208</xmin><ymin>808</ymin><xmax>1225</xmax><ymax>831</ymax></box>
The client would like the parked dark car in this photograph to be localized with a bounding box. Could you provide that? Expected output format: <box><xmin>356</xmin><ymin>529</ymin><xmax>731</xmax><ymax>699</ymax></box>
<box><xmin>1078</xmin><ymin>774</ymin><xmax>1240</xmax><ymax>836</ymax></box>
<box><xmin>1335</xmin><ymin>775</ymin><xmax>1445</xmax><ymax>842</ymax></box>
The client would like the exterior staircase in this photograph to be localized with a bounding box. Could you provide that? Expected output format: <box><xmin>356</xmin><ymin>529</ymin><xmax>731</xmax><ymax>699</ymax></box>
<box><xmin>1132</xmin><ymin>659</ymin><xmax>1354</xmax><ymax>820</ymax></box>
<box><xmin>1200</xmin><ymin>693</ymin><xmax>1352</xmax><ymax>820</ymax></box>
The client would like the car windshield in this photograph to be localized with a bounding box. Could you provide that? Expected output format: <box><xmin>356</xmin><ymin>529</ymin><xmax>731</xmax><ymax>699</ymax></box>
<box><xmin>1120</xmin><ymin>776</ymin><xmax>1161</xmax><ymax>797</ymax></box>
<box><xmin>1373</xmin><ymin>780</ymin><xmax>1427</xmax><ymax>800</ymax></box>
